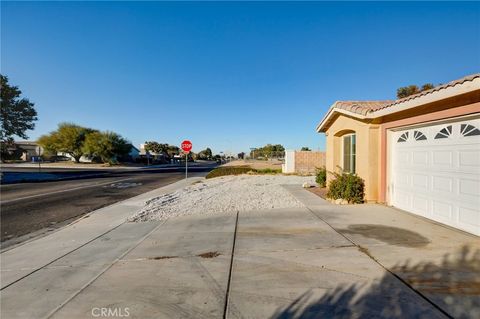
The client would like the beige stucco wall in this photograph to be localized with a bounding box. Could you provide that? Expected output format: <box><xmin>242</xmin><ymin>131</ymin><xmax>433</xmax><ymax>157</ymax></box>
<box><xmin>325</xmin><ymin>114</ymin><xmax>380</xmax><ymax>202</ymax></box>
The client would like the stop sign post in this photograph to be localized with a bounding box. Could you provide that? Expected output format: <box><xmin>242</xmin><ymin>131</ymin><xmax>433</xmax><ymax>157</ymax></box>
<box><xmin>181</xmin><ymin>140</ymin><xmax>192</xmax><ymax>179</ymax></box>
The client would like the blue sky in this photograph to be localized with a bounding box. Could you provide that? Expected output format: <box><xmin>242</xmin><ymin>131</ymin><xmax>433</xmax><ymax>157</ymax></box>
<box><xmin>2</xmin><ymin>1</ymin><xmax>479</xmax><ymax>154</ymax></box>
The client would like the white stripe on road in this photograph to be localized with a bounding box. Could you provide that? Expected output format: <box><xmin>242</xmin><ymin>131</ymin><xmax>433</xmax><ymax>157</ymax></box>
<box><xmin>1</xmin><ymin>177</ymin><xmax>135</xmax><ymax>204</ymax></box>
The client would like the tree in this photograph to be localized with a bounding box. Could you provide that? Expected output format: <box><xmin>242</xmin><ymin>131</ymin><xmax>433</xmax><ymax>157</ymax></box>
<box><xmin>166</xmin><ymin>145</ymin><xmax>180</xmax><ymax>157</ymax></box>
<box><xmin>204</xmin><ymin>147</ymin><xmax>213</xmax><ymax>159</ymax></box>
<box><xmin>250</xmin><ymin>144</ymin><xmax>285</xmax><ymax>159</ymax></box>
<box><xmin>397</xmin><ymin>83</ymin><xmax>437</xmax><ymax>99</ymax></box>
<box><xmin>301</xmin><ymin>147</ymin><xmax>311</xmax><ymax>151</ymax></box>
<box><xmin>396</xmin><ymin>85</ymin><xmax>419</xmax><ymax>99</ymax></box>
<box><xmin>197</xmin><ymin>147</ymin><xmax>213</xmax><ymax>160</ymax></box>
<box><xmin>421</xmin><ymin>83</ymin><xmax>434</xmax><ymax>91</ymax></box>
<box><xmin>82</xmin><ymin>131</ymin><xmax>130</xmax><ymax>164</ymax></box>
<box><xmin>144</xmin><ymin>141</ymin><xmax>168</xmax><ymax>155</ymax></box>
<box><xmin>0</xmin><ymin>75</ymin><xmax>38</xmax><ymax>158</ymax></box>
<box><xmin>38</xmin><ymin>123</ymin><xmax>94</xmax><ymax>162</ymax></box>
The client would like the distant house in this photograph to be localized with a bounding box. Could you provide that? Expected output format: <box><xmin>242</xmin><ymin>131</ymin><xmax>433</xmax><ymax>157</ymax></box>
<box><xmin>128</xmin><ymin>144</ymin><xmax>140</xmax><ymax>160</ymax></box>
<box><xmin>117</xmin><ymin>144</ymin><xmax>140</xmax><ymax>162</ymax></box>
<box><xmin>14</xmin><ymin>141</ymin><xmax>43</xmax><ymax>161</ymax></box>
<box><xmin>139</xmin><ymin>143</ymin><xmax>170</xmax><ymax>163</ymax></box>
<box><xmin>316</xmin><ymin>73</ymin><xmax>480</xmax><ymax>236</ymax></box>
<box><xmin>57</xmin><ymin>153</ymin><xmax>93</xmax><ymax>163</ymax></box>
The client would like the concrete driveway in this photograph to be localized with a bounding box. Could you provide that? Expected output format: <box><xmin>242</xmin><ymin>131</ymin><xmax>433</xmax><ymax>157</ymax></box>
<box><xmin>1</xmin><ymin>182</ymin><xmax>478</xmax><ymax>318</ymax></box>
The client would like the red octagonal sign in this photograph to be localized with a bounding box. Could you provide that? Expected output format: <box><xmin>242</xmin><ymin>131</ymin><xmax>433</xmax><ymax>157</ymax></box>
<box><xmin>181</xmin><ymin>140</ymin><xmax>192</xmax><ymax>152</ymax></box>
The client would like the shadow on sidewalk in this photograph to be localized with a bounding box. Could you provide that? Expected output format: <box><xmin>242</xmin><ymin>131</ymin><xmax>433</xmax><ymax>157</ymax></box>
<box><xmin>271</xmin><ymin>245</ymin><xmax>480</xmax><ymax>319</ymax></box>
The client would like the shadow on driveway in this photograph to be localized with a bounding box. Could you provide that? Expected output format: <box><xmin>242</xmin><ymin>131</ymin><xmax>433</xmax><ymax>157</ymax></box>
<box><xmin>271</xmin><ymin>245</ymin><xmax>480</xmax><ymax>319</ymax></box>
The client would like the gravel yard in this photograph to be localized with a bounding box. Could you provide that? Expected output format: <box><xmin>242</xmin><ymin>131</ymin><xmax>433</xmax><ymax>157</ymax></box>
<box><xmin>130</xmin><ymin>174</ymin><xmax>314</xmax><ymax>222</ymax></box>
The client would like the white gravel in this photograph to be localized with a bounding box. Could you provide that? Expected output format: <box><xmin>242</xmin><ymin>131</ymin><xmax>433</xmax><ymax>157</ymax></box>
<box><xmin>130</xmin><ymin>174</ymin><xmax>314</xmax><ymax>222</ymax></box>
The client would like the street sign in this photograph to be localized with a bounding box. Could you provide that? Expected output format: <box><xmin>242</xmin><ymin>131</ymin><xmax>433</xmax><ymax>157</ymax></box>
<box><xmin>181</xmin><ymin>140</ymin><xmax>192</xmax><ymax>180</ymax></box>
<box><xmin>181</xmin><ymin>140</ymin><xmax>192</xmax><ymax>153</ymax></box>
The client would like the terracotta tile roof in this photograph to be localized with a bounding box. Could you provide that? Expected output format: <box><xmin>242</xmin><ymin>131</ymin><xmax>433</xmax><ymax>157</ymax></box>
<box><xmin>370</xmin><ymin>73</ymin><xmax>480</xmax><ymax>112</ymax></box>
<box><xmin>317</xmin><ymin>73</ymin><xmax>480</xmax><ymax>132</ymax></box>
<box><xmin>330</xmin><ymin>100</ymin><xmax>394</xmax><ymax>116</ymax></box>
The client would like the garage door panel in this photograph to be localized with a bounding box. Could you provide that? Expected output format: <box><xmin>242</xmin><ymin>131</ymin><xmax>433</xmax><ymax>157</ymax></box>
<box><xmin>394</xmin><ymin>171</ymin><xmax>410</xmax><ymax>187</ymax></box>
<box><xmin>412</xmin><ymin>196</ymin><xmax>429</xmax><ymax>216</ymax></box>
<box><xmin>459</xmin><ymin>207</ymin><xmax>480</xmax><ymax>228</ymax></box>
<box><xmin>432</xmin><ymin>150</ymin><xmax>453</xmax><ymax>167</ymax></box>
<box><xmin>432</xmin><ymin>176</ymin><xmax>453</xmax><ymax>193</ymax></box>
<box><xmin>459</xmin><ymin>179</ymin><xmax>480</xmax><ymax>198</ymax></box>
<box><xmin>412</xmin><ymin>151</ymin><xmax>428</xmax><ymax>165</ymax></box>
<box><xmin>391</xmin><ymin>116</ymin><xmax>480</xmax><ymax>236</ymax></box>
<box><xmin>459</xmin><ymin>149</ymin><xmax>480</xmax><ymax>168</ymax></box>
<box><xmin>432</xmin><ymin>201</ymin><xmax>453</xmax><ymax>220</ymax></box>
<box><xmin>396</xmin><ymin>151</ymin><xmax>410</xmax><ymax>166</ymax></box>
<box><xmin>412</xmin><ymin>174</ymin><xmax>429</xmax><ymax>190</ymax></box>
<box><xmin>394</xmin><ymin>190</ymin><xmax>410</xmax><ymax>211</ymax></box>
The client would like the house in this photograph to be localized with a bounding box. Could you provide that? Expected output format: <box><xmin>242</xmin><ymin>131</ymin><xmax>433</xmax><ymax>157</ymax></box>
<box><xmin>127</xmin><ymin>144</ymin><xmax>140</xmax><ymax>161</ymax></box>
<box><xmin>13</xmin><ymin>141</ymin><xmax>43</xmax><ymax>161</ymax></box>
<box><xmin>316</xmin><ymin>74</ymin><xmax>480</xmax><ymax>236</ymax></box>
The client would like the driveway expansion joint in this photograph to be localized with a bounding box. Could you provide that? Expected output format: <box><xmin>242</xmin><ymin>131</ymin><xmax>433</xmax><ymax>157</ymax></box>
<box><xmin>0</xmin><ymin>221</ymin><xmax>127</xmax><ymax>291</ymax></box>
<box><xmin>223</xmin><ymin>211</ymin><xmax>239</xmax><ymax>319</ymax></box>
<box><xmin>43</xmin><ymin>219</ymin><xmax>168</xmax><ymax>319</ymax></box>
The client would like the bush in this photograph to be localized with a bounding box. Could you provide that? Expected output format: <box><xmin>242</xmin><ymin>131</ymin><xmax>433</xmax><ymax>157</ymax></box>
<box><xmin>206</xmin><ymin>166</ymin><xmax>254</xmax><ymax>179</ymax></box>
<box><xmin>255</xmin><ymin>168</ymin><xmax>282</xmax><ymax>174</ymax></box>
<box><xmin>326</xmin><ymin>172</ymin><xmax>365</xmax><ymax>204</ymax></box>
<box><xmin>315</xmin><ymin>167</ymin><xmax>327</xmax><ymax>187</ymax></box>
<box><xmin>205</xmin><ymin>166</ymin><xmax>281</xmax><ymax>179</ymax></box>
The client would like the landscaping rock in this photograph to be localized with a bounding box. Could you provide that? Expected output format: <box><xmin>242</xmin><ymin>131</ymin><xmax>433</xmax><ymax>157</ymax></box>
<box><xmin>130</xmin><ymin>175</ymin><xmax>315</xmax><ymax>222</ymax></box>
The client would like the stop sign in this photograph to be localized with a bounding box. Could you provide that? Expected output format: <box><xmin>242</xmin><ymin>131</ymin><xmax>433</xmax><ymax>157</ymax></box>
<box><xmin>181</xmin><ymin>140</ymin><xmax>192</xmax><ymax>152</ymax></box>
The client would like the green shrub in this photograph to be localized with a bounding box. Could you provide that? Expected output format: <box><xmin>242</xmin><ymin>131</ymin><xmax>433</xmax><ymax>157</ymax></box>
<box><xmin>315</xmin><ymin>167</ymin><xmax>327</xmax><ymax>187</ymax></box>
<box><xmin>326</xmin><ymin>172</ymin><xmax>365</xmax><ymax>204</ymax></box>
<box><xmin>205</xmin><ymin>166</ymin><xmax>282</xmax><ymax>179</ymax></box>
<box><xmin>206</xmin><ymin>166</ymin><xmax>254</xmax><ymax>179</ymax></box>
<box><xmin>255</xmin><ymin>168</ymin><xmax>282</xmax><ymax>174</ymax></box>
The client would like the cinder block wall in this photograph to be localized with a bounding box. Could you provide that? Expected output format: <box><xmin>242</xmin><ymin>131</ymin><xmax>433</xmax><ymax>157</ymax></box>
<box><xmin>294</xmin><ymin>151</ymin><xmax>326</xmax><ymax>174</ymax></box>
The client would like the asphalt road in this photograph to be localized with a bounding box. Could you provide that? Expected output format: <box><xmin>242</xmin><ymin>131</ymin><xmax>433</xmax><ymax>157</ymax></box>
<box><xmin>0</xmin><ymin>164</ymin><xmax>216</xmax><ymax>246</ymax></box>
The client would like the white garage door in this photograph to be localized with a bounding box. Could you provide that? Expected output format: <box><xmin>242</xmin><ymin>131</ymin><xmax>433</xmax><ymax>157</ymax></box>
<box><xmin>391</xmin><ymin>116</ymin><xmax>480</xmax><ymax>236</ymax></box>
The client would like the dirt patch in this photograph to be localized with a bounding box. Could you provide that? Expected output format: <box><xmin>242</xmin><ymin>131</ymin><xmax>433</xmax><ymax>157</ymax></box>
<box><xmin>307</xmin><ymin>187</ymin><xmax>328</xmax><ymax>199</ymax></box>
<box><xmin>341</xmin><ymin>224</ymin><xmax>430</xmax><ymax>247</ymax></box>
<box><xmin>197</xmin><ymin>251</ymin><xmax>221</xmax><ymax>258</ymax></box>
<box><xmin>148</xmin><ymin>256</ymin><xmax>177</xmax><ymax>260</ymax></box>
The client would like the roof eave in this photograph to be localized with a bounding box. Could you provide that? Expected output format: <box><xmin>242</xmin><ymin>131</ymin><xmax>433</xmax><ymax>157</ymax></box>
<box><xmin>316</xmin><ymin>107</ymin><xmax>368</xmax><ymax>133</ymax></box>
<box><xmin>371</xmin><ymin>77</ymin><xmax>480</xmax><ymax>117</ymax></box>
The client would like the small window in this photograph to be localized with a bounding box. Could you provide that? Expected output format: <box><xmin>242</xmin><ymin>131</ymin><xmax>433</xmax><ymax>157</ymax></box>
<box><xmin>397</xmin><ymin>132</ymin><xmax>408</xmax><ymax>143</ymax></box>
<box><xmin>414</xmin><ymin>130</ymin><xmax>427</xmax><ymax>141</ymax></box>
<box><xmin>343</xmin><ymin>134</ymin><xmax>356</xmax><ymax>174</ymax></box>
<box><xmin>461</xmin><ymin>124</ymin><xmax>480</xmax><ymax>137</ymax></box>
<box><xmin>435</xmin><ymin>125</ymin><xmax>452</xmax><ymax>139</ymax></box>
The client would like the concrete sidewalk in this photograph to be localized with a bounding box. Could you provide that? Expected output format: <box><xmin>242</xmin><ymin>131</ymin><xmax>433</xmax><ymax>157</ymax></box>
<box><xmin>1</xmin><ymin>183</ymin><xmax>477</xmax><ymax>318</ymax></box>
<box><xmin>1</xmin><ymin>177</ymin><xmax>204</xmax><ymax>288</ymax></box>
